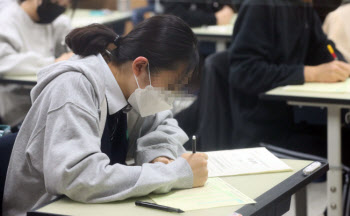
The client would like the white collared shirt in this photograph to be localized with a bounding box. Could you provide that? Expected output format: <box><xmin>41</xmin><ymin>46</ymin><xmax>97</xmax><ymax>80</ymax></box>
<box><xmin>98</xmin><ymin>54</ymin><xmax>128</xmax><ymax>115</ymax></box>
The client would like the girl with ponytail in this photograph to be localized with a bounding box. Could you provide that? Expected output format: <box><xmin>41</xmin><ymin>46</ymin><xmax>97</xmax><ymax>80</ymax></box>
<box><xmin>3</xmin><ymin>15</ymin><xmax>208</xmax><ymax>216</ymax></box>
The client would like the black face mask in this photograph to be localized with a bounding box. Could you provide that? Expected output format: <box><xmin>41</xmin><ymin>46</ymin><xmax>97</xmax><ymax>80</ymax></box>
<box><xmin>36</xmin><ymin>0</ymin><xmax>66</xmax><ymax>24</ymax></box>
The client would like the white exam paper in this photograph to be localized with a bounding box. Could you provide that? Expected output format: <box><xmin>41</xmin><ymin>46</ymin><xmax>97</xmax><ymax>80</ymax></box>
<box><xmin>207</xmin><ymin>147</ymin><xmax>293</xmax><ymax>177</ymax></box>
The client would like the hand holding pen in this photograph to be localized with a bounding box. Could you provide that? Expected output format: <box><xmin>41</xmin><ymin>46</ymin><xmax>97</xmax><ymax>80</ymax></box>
<box><xmin>135</xmin><ymin>136</ymin><xmax>208</xmax><ymax>213</ymax></box>
<box><xmin>180</xmin><ymin>135</ymin><xmax>208</xmax><ymax>188</ymax></box>
<box><xmin>304</xmin><ymin>44</ymin><xmax>350</xmax><ymax>83</ymax></box>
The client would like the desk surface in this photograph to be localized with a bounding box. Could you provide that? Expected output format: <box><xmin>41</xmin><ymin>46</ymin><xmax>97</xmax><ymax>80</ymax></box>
<box><xmin>262</xmin><ymin>86</ymin><xmax>350</xmax><ymax>106</ymax></box>
<box><xmin>191</xmin><ymin>14</ymin><xmax>236</xmax><ymax>41</ymax></box>
<box><xmin>29</xmin><ymin>159</ymin><xmax>328</xmax><ymax>216</ymax></box>
<box><xmin>67</xmin><ymin>9</ymin><xmax>132</xmax><ymax>28</ymax></box>
<box><xmin>0</xmin><ymin>74</ymin><xmax>37</xmax><ymax>85</ymax></box>
<box><xmin>192</xmin><ymin>24</ymin><xmax>234</xmax><ymax>39</ymax></box>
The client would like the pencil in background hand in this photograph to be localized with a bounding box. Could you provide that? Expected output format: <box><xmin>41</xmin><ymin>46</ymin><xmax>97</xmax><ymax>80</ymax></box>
<box><xmin>327</xmin><ymin>44</ymin><xmax>338</xmax><ymax>60</ymax></box>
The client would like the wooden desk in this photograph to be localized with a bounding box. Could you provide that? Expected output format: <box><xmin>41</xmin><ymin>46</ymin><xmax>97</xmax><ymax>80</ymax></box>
<box><xmin>261</xmin><ymin>86</ymin><xmax>350</xmax><ymax>216</ymax></box>
<box><xmin>28</xmin><ymin>159</ymin><xmax>328</xmax><ymax>216</ymax></box>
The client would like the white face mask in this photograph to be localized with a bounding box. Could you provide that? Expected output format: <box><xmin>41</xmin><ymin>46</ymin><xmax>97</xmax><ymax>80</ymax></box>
<box><xmin>127</xmin><ymin>64</ymin><xmax>173</xmax><ymax>117</ymax></box>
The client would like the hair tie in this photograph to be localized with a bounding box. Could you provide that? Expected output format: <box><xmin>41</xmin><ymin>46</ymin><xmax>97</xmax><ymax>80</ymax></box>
<box><xmin>113</xmin><ymin>35</ymin><xmax>120</xmax><ymax>47</ymax></box>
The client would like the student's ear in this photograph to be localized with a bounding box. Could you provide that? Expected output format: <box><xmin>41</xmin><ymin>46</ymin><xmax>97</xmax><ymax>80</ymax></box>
<box><xmin>132</xmin><ymin>56</ymin><xmax>149</xmax><ymax>77</ymax></box>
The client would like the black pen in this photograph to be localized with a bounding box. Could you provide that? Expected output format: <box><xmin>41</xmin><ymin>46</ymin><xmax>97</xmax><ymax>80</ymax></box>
<box><xmin>135</xmin><ymin>201</ymin><xmax>184</xmax><ymax>213</ymax></box>
<box><xmin>192</xmin><ymin>135</ymin><xmax>196</xmax><ymax>154</ymax></box>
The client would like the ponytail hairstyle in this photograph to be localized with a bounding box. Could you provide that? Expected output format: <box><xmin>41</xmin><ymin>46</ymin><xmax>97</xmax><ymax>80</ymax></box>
<box><xmin>65</xmin><ymin>15</ymin><xmax>199</xmax><ymax>77</ymax></box>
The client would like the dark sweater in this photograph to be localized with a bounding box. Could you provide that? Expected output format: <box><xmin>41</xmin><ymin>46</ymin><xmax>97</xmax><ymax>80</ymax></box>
<box><xmin>228</xmin><ymin>0</ymin><xmax>345</xmax><ymax>148</ymax></box>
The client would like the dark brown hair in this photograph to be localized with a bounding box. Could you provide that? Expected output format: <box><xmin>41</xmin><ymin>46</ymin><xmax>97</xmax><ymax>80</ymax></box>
<box><xmin>65</xmin><ymin>15</ymin><xmax>199</xmax><ymax>74</ymax></box>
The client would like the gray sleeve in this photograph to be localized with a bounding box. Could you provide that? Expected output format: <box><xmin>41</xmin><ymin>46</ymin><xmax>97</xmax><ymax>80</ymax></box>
<box><xmin>135</xmin><ymin>110</ymin><xmax>189</xmax><ymax>165</ymax></box>
<box><xmin>52</xmin><ymin>15</ymin><xmax>72</xmax><ymax>57</ymax></box>
<box><xmin>43</xmin><ymin>97</ymin><xmax>193</xmax><ymax>203</ymax></box>
<box><xmin>0</xmin><ymin>29</ymin><xmax>54</xmax><ymax>75</ymax></box>
<box><xmin>0</xmin><ymin>42</ymin><xmax>55</xmax><ymax>75</ymax></box>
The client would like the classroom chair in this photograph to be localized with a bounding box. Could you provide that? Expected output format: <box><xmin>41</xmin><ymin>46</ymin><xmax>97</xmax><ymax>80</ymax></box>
<box><xmin>175</xmin><ymin>51</ymin><xmax>233</xmax><ymax>151</ymax></box>
<box><xmin>0</xmin><ymin>133</ymin><xmax>17</xmax><ymax>216</ymax></box>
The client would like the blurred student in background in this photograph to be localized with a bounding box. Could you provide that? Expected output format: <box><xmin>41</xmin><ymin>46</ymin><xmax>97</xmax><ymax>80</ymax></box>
<box><xmin>0</xmin><ymin>0</ymin><xmax>74</xmax><ymax>127</ymax></box>
<box><xmin>161</xmin><ymin>0</ymin><xmax>236</xmax><ymax>57</ymax></box>
<box><xmin>176</xmin><ymin>0</ymin><xmax>350</xmax><ymax>155</ymax></box>
<box><xmin>323</xmin><ymin>1</ymin><xmax>350</xmax><ymax>62</ymax></box>
<box><xmin>228</xmin><ymin>0</ymin><xmax>350</xmax><ymax>161</ymax></box>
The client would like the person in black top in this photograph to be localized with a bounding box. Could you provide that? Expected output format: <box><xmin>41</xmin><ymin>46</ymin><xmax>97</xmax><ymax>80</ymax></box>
<box><xmin>176</xmin><ymin>0</ymin><xmax>350</xmax><ymax>161</ymax></box>
<box><xmin>228</xmin><ymin>0</ymin><xmax>350</xmax><ymax>153</ymax></box>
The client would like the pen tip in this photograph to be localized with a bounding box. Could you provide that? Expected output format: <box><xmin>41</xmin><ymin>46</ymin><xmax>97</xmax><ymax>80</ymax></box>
<box><xmin>178</xmin><ymin>209</ymin><xmax>185</xmax><ymax>213</ymax></box>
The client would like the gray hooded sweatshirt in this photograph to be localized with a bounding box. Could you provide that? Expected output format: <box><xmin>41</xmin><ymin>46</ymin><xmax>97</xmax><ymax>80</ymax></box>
<box><xmin>2</xmin><ymin>54</ymin><xmax>193</xmax><ymax>216</ymax></box>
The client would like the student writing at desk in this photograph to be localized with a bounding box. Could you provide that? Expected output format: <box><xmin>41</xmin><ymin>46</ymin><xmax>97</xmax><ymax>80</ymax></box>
<box><xmin>228</xmin><ymin>0</ymin><xmax>350</xmax><ymax>159</ymax></box>
<box><xmin>0</xmin><ymin>0</ymin><xmax>74</xmax><ymax>127</ymax></box>
<box><xmin>2</xmin><ymin>15</ymin><xmax>208</xmax><ymax>216</ymax></box>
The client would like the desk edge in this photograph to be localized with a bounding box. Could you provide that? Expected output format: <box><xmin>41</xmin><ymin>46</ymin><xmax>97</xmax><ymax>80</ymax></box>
<box><xmin>236</xmin><ymin>162</ymin><xmax>329</xmax><ymax>215</ymax></box>
<box><xmin>260</xmin><ymin>92</ymin><xmax>350</xmax><ymax>105</ymax></box>
<box><xmin>28</xmin><ymin>162</ymin><xmax>329</xmax><ymax>216</ymax></box>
